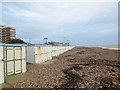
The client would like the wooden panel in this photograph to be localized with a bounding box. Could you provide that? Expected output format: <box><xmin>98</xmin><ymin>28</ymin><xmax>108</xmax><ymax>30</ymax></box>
<box><xmin>15</xmin><ymin>60</ymin><xmax>21</xmax><ymax>73</ymax></box>
<box><xmin>0</xmin><ymin>46</ymin><xmax>4</xmax><ymax>83</ymax></box>
<box><xmin>15</xmin><ymin>47</ymin><xmax>21</xmax><ymax>59</ymax></box>
<box><xmin>7</xmin><ymin>61</ymin><xmax>14</xmax><ymax>75</ymax></box>
<box><xmin>7</xmin><ymin>47</ymin><xmax>14</xmax><ymax>60</ymax></box>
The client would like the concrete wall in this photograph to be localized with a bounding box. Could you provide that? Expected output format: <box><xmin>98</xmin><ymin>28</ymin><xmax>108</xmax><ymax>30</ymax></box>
<box><xmin>27</xmin><ymin>46</ymin><xmax>74</xmax><ymax>64</ymax></box>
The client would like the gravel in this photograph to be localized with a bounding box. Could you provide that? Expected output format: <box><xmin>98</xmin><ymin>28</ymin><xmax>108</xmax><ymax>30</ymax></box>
<box><xmin>14</xmin><ymin>47</ymin><xmax>120</xmax><ymax>89</ymax></box>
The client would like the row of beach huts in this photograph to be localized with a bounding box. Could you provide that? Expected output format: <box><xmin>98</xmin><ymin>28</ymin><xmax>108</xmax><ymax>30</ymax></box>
<box><xmin>0</xmin><ymin>43</ymin><xmax>74</xmax><ymax>84</ymax></box>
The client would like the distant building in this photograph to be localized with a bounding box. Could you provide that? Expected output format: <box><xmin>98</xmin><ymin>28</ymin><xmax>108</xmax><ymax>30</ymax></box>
<box><xmin>44</xmin><ymin>37</ymin><xmax>48</xmax><ymax>44</ymax></box>
<box><xmin>65</xmin><ymin>43</ymin><xmax>70</xmax><ymax>46</ymax></box>
<box><xmin>0</xmin><ymin>25</ymin><xmax>16</xmax><ymax>43</ymax></box>
<box><xmin>48</xmin><ymin>42</ymin><xmax>65</xmax><ymax>46</ymax></box>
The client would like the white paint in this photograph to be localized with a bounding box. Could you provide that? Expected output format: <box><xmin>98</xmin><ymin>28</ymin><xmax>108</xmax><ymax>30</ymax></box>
<box><xmin>0</xmin><ymin>46</ymin><xmax>4</xmax><ymax>84</ymax></box>
<box><xmin>22</xmin><ymin>47</ymin><xmax>26</xmax><ymax>73</ymax></box>
<box><xmin>26</xmin><ymin>46</ymin><xmax>35</xmax><ymax>63</ymax></box>
<box><xmin>27</xmin><ymin>46</ymin><xmax>75</xmax><ymax>64</ymax></box>
<box><xmin>0</xmin><ymin>46</ymin><xmax>27</xmax><ymax>84</ymax></box>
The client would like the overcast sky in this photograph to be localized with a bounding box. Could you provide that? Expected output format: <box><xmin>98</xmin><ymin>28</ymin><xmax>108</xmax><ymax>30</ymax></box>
<box><xmin>1</xmin><ymin>1</ymin><xmax>118</xmax><ymax>45</ymax></box>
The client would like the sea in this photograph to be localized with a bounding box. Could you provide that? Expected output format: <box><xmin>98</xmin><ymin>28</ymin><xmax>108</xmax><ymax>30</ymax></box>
<box><xmin>96</xmin><ymin>45</ymin><xmax>119</xmax><ymax>50</ymax></box>
<box><xmin>88</xmin><ymin>44</ymin><xmax>120</xmax><ymax>50</ymax></box>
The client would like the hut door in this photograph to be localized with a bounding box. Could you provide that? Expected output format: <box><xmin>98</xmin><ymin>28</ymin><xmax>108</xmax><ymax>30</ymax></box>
<box><xmin>4</xmin><ymin>46</ymin><xmax>22</xmax><ymax>76</ymax></box>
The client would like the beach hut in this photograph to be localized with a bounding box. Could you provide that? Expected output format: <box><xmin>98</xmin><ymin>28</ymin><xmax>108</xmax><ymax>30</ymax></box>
<box><xmin>26</xmin><ymin>45</ymin><xmax>75</xmax><ymax>64</ymax></box>
<box><xmin>52</xmin><ymin>46</ymin><xmax>58</xmax><ymax>57</ymax></box>
<box><xmin>26</xmin><ymin>44</ymin><xmax>53</xmax><ymax>63</ymax></box>
<box><xmin>51</xmin><ymin>46</ymin><xmax>75</xmax><ymax>57</ymax></box>
<box><xmin>0</xmin><ymin>44</ymin><xmax>27</xmax><ymax>84</ymax></box>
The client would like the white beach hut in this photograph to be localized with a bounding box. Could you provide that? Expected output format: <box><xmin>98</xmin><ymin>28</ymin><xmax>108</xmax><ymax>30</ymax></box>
<box><xmin>27</xmin><ymin>44</ymin><xmax>53</xmax><ymax>64</ymax></box>
<box><xmin>0</xmin><ymin>44</ymin><xmax>27</xmax><ymax>84</ymax></box>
